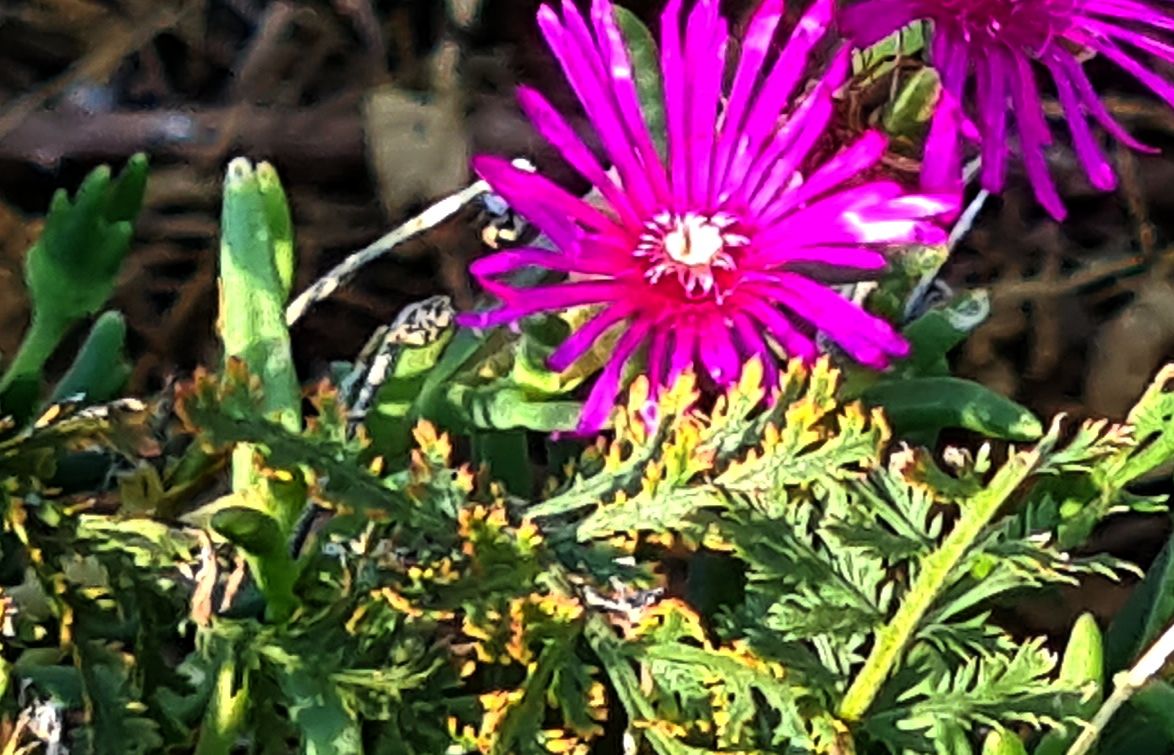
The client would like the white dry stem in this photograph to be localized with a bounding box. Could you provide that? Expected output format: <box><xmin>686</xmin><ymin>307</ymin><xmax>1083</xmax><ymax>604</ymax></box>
<box><xmin>1065</xmin><ymin>620</ymin><xmax>1174</xmax><ymax>755</ymax></box>
<box><xmin>284</xmin><ymin>158</ymin><xmax>535</xmax><ymax>326</ymax></box>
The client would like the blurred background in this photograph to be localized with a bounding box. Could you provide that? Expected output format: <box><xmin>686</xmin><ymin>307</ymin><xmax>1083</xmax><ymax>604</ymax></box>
<box><xmin>2</xmin><ymin>0</ymin><xmax>1173</xmax><ymax>633</ymax></box>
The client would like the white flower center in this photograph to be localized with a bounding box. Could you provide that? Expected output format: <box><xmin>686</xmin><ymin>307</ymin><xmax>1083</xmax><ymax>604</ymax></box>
<box><xmin>663</xmin><ymin>215</ymin><xmax>727</xmax><ymax>267</ymax></box>
<box><xmin>635</xmin><ymin>211</ymin><xmax>749</xmax><ymax>298</ymax></box>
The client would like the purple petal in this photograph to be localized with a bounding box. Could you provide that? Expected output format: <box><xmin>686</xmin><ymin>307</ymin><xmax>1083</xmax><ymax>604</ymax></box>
<box><xmin>547</xmin><ymin>302</ymin><xmax>636</xmax><ymax>372</ymax></box>
<box><xmin>740</xmin><ymin>298</ymin><xmax>818</xmax><ymax>361</ymax></box>
<box><xmin>751</xmin><ymin>244</ymin><xmax>889</xmax><ymax>270</ymax></box>
<box><xmin>922</xmin><ymin>34</ymin><xmax>969</xmax><ymax>199</ymax></box>
<box><xmin>749</xmin><ymin>83</ymin><xmax>838</xmax><ymax>218</ymax></box>
<box><xmin>1083</xmin><ymin>0</ymin><xmax>1174</xmax><ymax>32</ymax></box>
<box><xmin>976</xmin><ymin>49</ymin><xmax>1011</xmax><ymax>192</ymax></box>
<box><xmin>767</xmin><ymin>274</ymin><xmax>909</xmax><ymax>364</ymax></box>
<box><xmin>459</xmin><ymin>280</ymin><xmax>626</xmax><ymax>328</ymax></box>
<box><xmin>539</xmin><ymin>3</ymin><xmax>658</xmax><ymax>211</ymax></box>
<box><xmin>1081</xmin><ymin>34</ymin><xmax>1174</xmax><ymax>110</ymax></box>
<box><xmin>578</xmin><ymin>321</ymin><xmax>650</xmax><ymax>432</ymax></box>
<box><xmin>730</xmin><ymin>311</ymin><xmax>779</xmax><ymax>389</ymax></box>
<box><xmin>468</xmin><ymin>247</ymin><xmax>621</xmax><ymax>279</ymax></box>
<box><xmin>710</xmin><ymin>0</ymin><xmax>785</xmax><ymax>203</ymax></box>
<box><xmin>473</xmin><ymin>156</ymin><xmax>621</xmax><ymax>251</ymax></box>
<box><xmin>646</xmin><ymin>329</ymin><xmax>671</xmax><ymax>391</ymax></box>
<box><xmin>666</xmin><ymin>321</ymin><xmax>697</xmax><ymax>383</ymax></box>
<box><xmin>758</xmin><ymin>183</ymin><xmax>953</xmax><ymax>248</ymax></box>
<box><xmin>837</xmin><ymin>0</ymin><xmax>922</xmax><ymax>48</ymax></box>
<box><xmin>759</xmin><ymin>128</ymin><xmax>890</xmax><ymax>225</ymax></box>
<box><xmin>684</xmin><ymin>0</ymin><xmax>728</xmax><ymax>207</ymax></box>
<box><xmin>761</xmin><ymin>131</ymin><xmax>888</xmax><ymax>222</ymax></box>
<box><xmin>516</xmin><ymin>86</ymin><xmax>642</xmax><ymax>227</ymax></box>
<box><xmin>1008</xmin><ymin>53</ymin><xmax>1066</xmax><ymax>220</ymax></box>
<box><xmin>726</xmin><ymin>0</ymin><xmax>836</xmax><ymax>196</ymax></box>
<box><xmin>733</xmin><ymin>48</ymin><xmax>850</xmax><ymax>209</ymax></box>
<box><xmin>698</xmin><ymin>316</ymin><xmax>741</xmax><ymax>385</ymax></box>
<box><xmin>1044</xmin><ymin>58</ymin><xmax>1117</xmax><ymax>190</ymax></box>
<box><xmin>1056</xmin><ymin>52</ymin><xmax>1157</xmax><ymax>152</ymax></box>
<box><xmin>660</xmin><ymin>0</ymin><xmax>690</xmax><ymax>209</ymax></box>
<box><xmin>589</xmin><ymin>0</ymin><xmax>671</xmax><ymax>200</ymax></box>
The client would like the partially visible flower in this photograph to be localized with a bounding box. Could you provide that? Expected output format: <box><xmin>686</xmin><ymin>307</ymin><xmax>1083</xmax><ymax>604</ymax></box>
<box><xmin>840</xmin><ymin>0</ymin><xmax>1174</xmax><ymax>219</ymax></box>
<box><xmin>459</xmin><ymin>0</ymin><xmax>954</xmax><ymax>432</ymax></box>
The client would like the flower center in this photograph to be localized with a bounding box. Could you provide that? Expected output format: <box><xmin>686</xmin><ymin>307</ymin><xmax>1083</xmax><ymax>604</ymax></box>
<box><xmin>929</xmin><ymin>0</ymin><xmax>1072</xmax><ymax>53</ymax></box>
<box><xmin>663</xmin><ymin>214</ymin><xmax>727</xmax><ymax>267</ymax></box>
<box><xmin>635</xmin><ymin>212</ymin><xmax>748</xmax><ymax>298</ymax></box>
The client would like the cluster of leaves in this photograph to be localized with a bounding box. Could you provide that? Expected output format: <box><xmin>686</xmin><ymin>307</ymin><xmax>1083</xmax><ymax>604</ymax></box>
<box><xmin>3</xmin><ymin>135</ymin><xmax>1174</xmax><ymax>755</ymax></box>
<box><xmin>5</xmin><ymin>349</ymin><xmax>1174</xmax><ymax>753</ymax></box>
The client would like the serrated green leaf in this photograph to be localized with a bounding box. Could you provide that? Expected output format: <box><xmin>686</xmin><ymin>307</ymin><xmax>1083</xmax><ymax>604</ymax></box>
<box><xmin>0</xmin><ymin>155</ymin><xmax>148</xmax><ymax>423</ymax></box>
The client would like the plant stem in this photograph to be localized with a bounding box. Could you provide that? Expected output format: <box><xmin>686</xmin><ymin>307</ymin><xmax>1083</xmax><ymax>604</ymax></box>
<box><xmin>195</xmin><ymin>654</ymin><xmax>249</xmax><ymax>755</ymax></box>
<box><xmin>838</xmin><ymin>443</ymin><xmax>1044</xmax><ymax>721</ymax></box>
<box><xmin>1065</xmin><ymin>619</ymin><xmax>1174</xmax><ymax>755</ymax></box>
<box><xmin>0</xmin><ymin>314</ymin><xmax>68</xmax><ymax>419</ymax></box>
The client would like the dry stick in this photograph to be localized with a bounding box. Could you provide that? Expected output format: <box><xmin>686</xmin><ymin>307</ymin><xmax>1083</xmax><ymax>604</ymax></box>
<box><xmin>1066</xmin><ymin>620</ymin><xmax>1174</xmax><ymax>755</ymax></box>
<box><xmin>284</xmin><ymin>159</ymin><xmax>532</xmax><ymax>326</ymax></box>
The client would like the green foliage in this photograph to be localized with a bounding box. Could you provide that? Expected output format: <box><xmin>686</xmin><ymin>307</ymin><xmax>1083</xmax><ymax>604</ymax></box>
<box><xmin>0</xmin><ymin>155</ymin><xmax>147</xmax><ymax>423</ymax></box>
<box><xmin>3</xmin><ymin>119</ymin><xmax>1174</xmax><ymax>755</ymax></box>
<box><xmin>860</xmin><ymin>377</ymin><xmax>1043</xmax><ymax>441</ymax></box>
<box><xmin>216</xmin><ymin>158</ymin><xmax>304</xmax><ymax>623</ymax></box>
<box><xmin>852</xmin><ymin>22</ymin><xmax>928</xmax><ymax>83</ymax></box>
<box><xmin>48</xmin><ymin>311</ymin><xmax>132</xmax><ymax>407</ymax></box>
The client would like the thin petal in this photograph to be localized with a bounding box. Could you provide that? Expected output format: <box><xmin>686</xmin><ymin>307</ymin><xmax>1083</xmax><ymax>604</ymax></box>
<box><xmin>473</xmin><ymin>156</ymin><xmax>622</xmax><ymax>252</ymax></box>
<box><xmin>684</xmin><ymin>0</ymin><xmax>728</xmax><ymax>206</ymax></box>
<box><xmin>1081</xmin><ymin>33</ymin><xmax>1174</xmax><ymax>110</ymax></box>
<box><xmin>1057</xmin><ymin>52</ymin><xmax>1157</xmax><ymax>152</ymax></box>
<box><xmin>730</xmin><ymin>311</ymin><xmax>779</xmax><ymax>390</ymax></box>
<box><xmin>660</xmin><ymin>0</ymin><xmax>690</xmax><ymax>208</ymax></box>
<box><xmin>469</xmin><ymin>247</ymin><xmax>621</xmax><ymax>279</ymax></box>
<box><xmin>1044</xmin><ymin>57</ymin><xmax>1117</xmax><ymax>190</ymax></box>
<box><xmin>710</xmin><ymin>0</ymin><xmax>785</xmax><ymax>202</ymax></box>
<box><xmin>751</xmin><ymin>244</ymin><xmax>889</xmax><ymax>270</ymax></box>
<box><xmin>758</xmin><ymin>183</ymin><xmax>953</xmax><ymax>248</ymax></box>
<box><xmin>977</xmin><ymin>48</ymin><xmax>1011</xmax><ymax>192</ymax></box>
<box><xmin>767</xmin><ymin>274</ymin><xmax>909</xmax><ymax>364</ymax></box>
<box><xmin>1084</xmin><ymin>0</ymin><xmax>1174</xmax><ymax>32</ymax></box>
<box><xmin>1008</xmin><ymin>53</ymin><xmax>1066</xmax><ymax>219</ymax></box>
<box><xmin>646</xmin><ymin>328</ymin><xmax>671</xmax><ymax>391</ymax></box>
<box><xmin>548</xmin><ymin>302</ymin><xmax>636</xmax><ymax>372</ymax></box>
<box><xmin>540</xmin><ymin>3</ymin><xmax>658</xmax><ymax>211</ymax></box>
<box><xmin>516</xmin><ymin>86</ymin><xmax>642</xmax><ymax>227</ymax></box>
<box><xmin>667</xmin><ymin>321</ymin><xmax>697</xmax><ymax>383</ymax></box>
<box><xmin>740</xmin><ymin>298</ymin><xmax>818</xmax><ymax>361</ymax></box>
<box><xmin>762</xmin><ymin>131</ymin><xmax>888</xmax><ymax>221</ymax></box>
<box><xmin>732</xmin><ymin>48</ymin><xmax>850</xmax><ymax>208</ymax></box>
<box><xmin>578</xmin><ymin>321</ymin><xmax>650</xmax><ymax>431</ymax></box>
<box><xmin>459</xmin><ymin>280</ymin><xmax>626</xmax><ymax>328</ymax></box>
<box><xmin>922</xmin><ymin>34</ymin><xmax>969</xmax><ymax>198</ymax></box>
<box><xmin>589</xmin><ymin>0</ymin><xmax>671</xmax><ymax>199</ymax></box>
<box><xmin>698</xmin><ymin>316</ymin><xmax>741</xmax><ymax>384</ymax></box>
<box><xmin>724</xmin><ymin>0</ymin><xmax>837</xmax><ymax>195</ymax></box>
<box><xmin>837</xmin><ymin>0</ymin><xmax>923</xmax><ymax>48</ymax></box>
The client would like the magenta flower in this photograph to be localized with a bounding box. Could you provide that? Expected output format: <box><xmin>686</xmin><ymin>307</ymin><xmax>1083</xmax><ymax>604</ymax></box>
<box><xmin>840</xmin><ymin>0</ymin><xmax>1174</xmax><ymax>220</ymax></box>
<box><xmin>459</xmin><ymin>0</ymin><xmax>955</xmax><ymax>432</ymax></box>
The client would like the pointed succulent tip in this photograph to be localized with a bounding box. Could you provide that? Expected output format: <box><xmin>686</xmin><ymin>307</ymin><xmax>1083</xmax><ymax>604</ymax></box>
<box><xmin>225</xmin><ymin>157</ymin><xmax>256</xmax><ymax>188</ymax></box>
